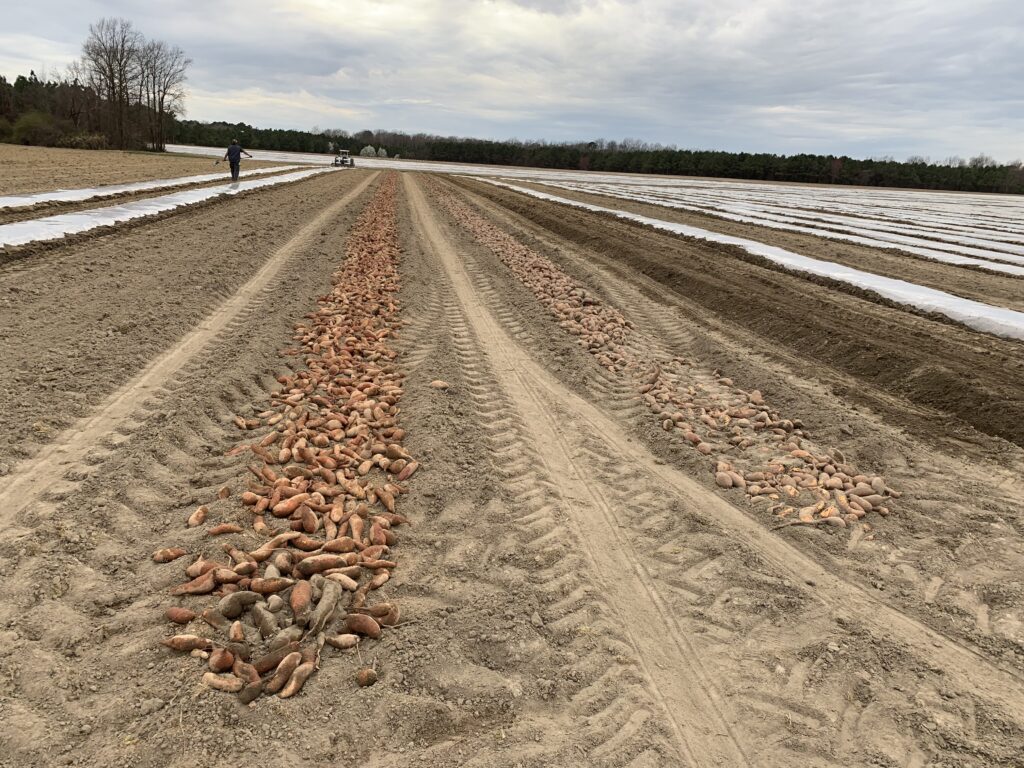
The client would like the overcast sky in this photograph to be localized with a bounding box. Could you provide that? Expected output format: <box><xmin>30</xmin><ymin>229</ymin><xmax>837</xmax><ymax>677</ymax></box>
<box><xmin>2</xmin><ymin>0</ymin><xmax>1021</xmax><ymax>161</ymax></box>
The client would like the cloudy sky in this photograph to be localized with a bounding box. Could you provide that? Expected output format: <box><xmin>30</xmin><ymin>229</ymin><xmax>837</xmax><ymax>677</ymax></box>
<box><xmin>2</xmin><ymin>0</ymin><xmax>1021</xmax><ymax>161</ymax></box>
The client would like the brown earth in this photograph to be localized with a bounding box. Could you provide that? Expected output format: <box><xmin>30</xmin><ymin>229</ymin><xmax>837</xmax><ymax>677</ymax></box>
<box><xmin>0</xmin><ymin>143</ymin><xmax>284</xmax><ymax>196</ymax></box>
<box><xmin>510</xmin><ymin>178</ymin><xmax>1024</xmax><ymax>313</ymax></box>
<box><xmin>0</xmin><ymin>169</ymin><xmax>378</xmax><ymax>470</ymax></box>
<box><xmin>0</xmin><ymin>167</ymin><xmax>1023</xmax><ymax>768</ymax></box>
<box><xmin>455</xmin><ymin>177</ymin><xmax>1024</xmax><ymax>449</ymax></box>
<box><xmin>0</xmin><ymin>166</ymin><xmax>302</xmax><ymax>226</ymax></box>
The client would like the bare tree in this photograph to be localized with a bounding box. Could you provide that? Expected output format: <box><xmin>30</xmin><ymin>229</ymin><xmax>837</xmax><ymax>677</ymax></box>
<box><xmin>81</xmin><ymin>17</ymin><xmax>143</xmax><ymax>148</ymax></box>
<box><xmin>139</xmin><ymin>40</ymin><xmax>190</xmax><ymax>149</ymax></box>
<box><xmin>78</xmin><ymin>19</ymin><xmax>189</xmax><ymax>150</ymax></box>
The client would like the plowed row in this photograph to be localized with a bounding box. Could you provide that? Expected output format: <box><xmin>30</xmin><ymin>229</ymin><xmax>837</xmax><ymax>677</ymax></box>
<box><xmin>427</xmin><ymin>178</ymin><xmax>899</xmax><ymax>532</ymax></box>
<box><xmin>155</xmin><ymin>173</ymin><xmax>415</xmax><ymax>700</ymax></box>
<box><xmin>2</xmin><ymin>163</ymin><xmax>1024</xmax><ymax>768</ymax></box>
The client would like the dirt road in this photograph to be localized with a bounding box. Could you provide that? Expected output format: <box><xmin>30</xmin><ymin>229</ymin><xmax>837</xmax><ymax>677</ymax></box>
<box><xmin>1</xmin><ymin>167</ymin><xmax>1022</xmax><ymax>768</ymax></box>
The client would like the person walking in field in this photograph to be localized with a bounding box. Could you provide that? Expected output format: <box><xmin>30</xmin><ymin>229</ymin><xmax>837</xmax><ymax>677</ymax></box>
<box><xmin>223</xmin><ymin>139</ymin><xmax>252</xmax><ymax>181</ymax></box>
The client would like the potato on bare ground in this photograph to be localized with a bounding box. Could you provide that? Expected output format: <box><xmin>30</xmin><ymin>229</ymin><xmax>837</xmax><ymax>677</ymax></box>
<box><xmin>162</xmin><ymin>635</ymin><xmax>212</xmax><ymax>652</ymax></box>
<box><xmin>203</xmin><ymin>672</ymin><xmax>243</xmax><ymax>693</ymax></box>
<box><xmin>278</xmin><ymin>662</ymin><xmax>316</xmax><ymax>698</ymax></box>
<box><xmin>153</xmin><ymin>547</ymin><xmax>187</xmax><ymax>563</ymax></box>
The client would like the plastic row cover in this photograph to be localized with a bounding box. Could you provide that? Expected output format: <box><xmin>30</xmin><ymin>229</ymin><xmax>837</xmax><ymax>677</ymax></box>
<box><xmin>0</xmin><ymin>168</ymin><xmax>334</xmax><ymax>249</ymax></box>
<box><xmin>0</xmin><ymin>166</ymin><xmax>303</xmax><ymax>210</ymax></box>
<box><xmin>482</xmin><ymin>179</ymin><xmax>1024</xmax><ymax>342</ymax></box>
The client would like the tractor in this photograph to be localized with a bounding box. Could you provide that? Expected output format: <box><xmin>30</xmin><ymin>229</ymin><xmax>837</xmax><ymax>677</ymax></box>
<box><xmin>332</xmin><ymin>150</ymin><xmax>354</xmax><ymax>168</ymax></box>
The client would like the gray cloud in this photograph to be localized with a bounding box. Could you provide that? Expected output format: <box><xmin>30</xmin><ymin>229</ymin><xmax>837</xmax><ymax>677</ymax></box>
<box><xmin>2</xmin><ymin>0</ymin><xmax>1021</xmax><ymax>161</ymax></box>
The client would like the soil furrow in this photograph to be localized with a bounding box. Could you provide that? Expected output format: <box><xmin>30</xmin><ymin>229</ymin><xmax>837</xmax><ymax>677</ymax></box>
<box><xmin>441</xmin><ymin>174</ymin><xmax>1024</xmax><ymax>669</ymax></box>
<box><xmin>0</xmin><ymin>172</ymin><xmax>379</xmax><ymax>535</ymax></box>
<box><xmin>407</xmin><ymin>173</ymin><xmax>1024</xmax><ymax>748</ymax></box>
<box><xmin>451</xmin><ymin>177</ymin><xmax>1024</xmax><ymax>449</ymax></box>
<box><xmin>407</xmin><ymin>172</ymin><xmax>755</xmax><ymax>765</ymax></box>
<box><xmin>403</xmin><ymin>178</ymin><xmax>690</xmax><ymax>765</ymax></box>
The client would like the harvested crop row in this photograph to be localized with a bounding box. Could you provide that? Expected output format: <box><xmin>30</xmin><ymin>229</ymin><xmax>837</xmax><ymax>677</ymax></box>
<box><xmin>427</xmin><ymin>178</ymin><xmax>897</xmax><ymax>531</ymax></box>
<box><xmin>156</xmin><ymin>172</ymin><xmax>413</xmax><ymax>701</ymax></box>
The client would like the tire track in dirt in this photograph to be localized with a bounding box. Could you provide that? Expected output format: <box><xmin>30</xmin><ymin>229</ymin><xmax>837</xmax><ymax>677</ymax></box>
<box><xmin>437</xmin><ymin>290</ymin><xmax>681</xmax><ymax>766</ymax></box>
<box><xmin>415</xmin><ymin>179</ymin><xmax>991</xmax><ymax>765</ymax></box>
<box><xmin>454</xmin><ymin>178</ymin><xmax>1024</xmax><ymax>448</ymax></box>
<box><xmin>400</xmin><ymin>192</ymin><xmax>686</xmax><ymax>766</ymax></box>
<box><xmin>406</xmin><ymin>173</ymin><xmax>752</xmax><ymax>766</ymax></box>
<box><xmin>0</xmin><ymin>172</ymin><xmax>379</xmax><ymax>539</ymax></box>
<box><xmin>406</xmin><ymin>174</ymin><xmax>1024</xmax><ymax>749</ymax></box>
<box><xmin>0</xmin><ymin>187</ymin><xmax>380</xmax><ymax>766</ymax></box>
<box><xmin>449</xmin><ymin>177</ymin><xmax>1024</xmax><ymax>669</ymax></box>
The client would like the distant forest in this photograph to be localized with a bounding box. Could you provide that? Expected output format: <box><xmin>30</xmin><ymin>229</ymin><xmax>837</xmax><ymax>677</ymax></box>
<box><xmin>0</xmin><ymin>18</ymin><xmax>188</xmax><ymax>151</ymax></box>
<box><xmin>2</xmin><ymin>17</ymin><xmax>1021</xmax><ymax>194</ymax></box>
<box><xmin>173</xmin><ymin>121</ymin><xmax>1024</xmax><ymax>194</ymax></box>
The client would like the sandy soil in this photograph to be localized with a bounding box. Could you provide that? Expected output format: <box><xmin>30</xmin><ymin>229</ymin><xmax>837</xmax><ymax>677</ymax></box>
<box><xmin>0</xmin><ymin>169</ymin><xmax>377</xmax><ymax>469</ymax></box>
<box><xmin>0</xmin><ymin>167</ymin><xmax>305</xmax><ymax>227</ymax></box>
<box><xmin>0</xmin><ymin>166</ymin><xmax>1023</xmax><ymax>768</ymax></box>
<box><xmin>510</xmin><ymin>179</ymin><xmax>1024</xmax><ymax>313</ymax></box>
<box><xmin>0</xmin><ymin>143</ymin><xmax>284</xmax><ymax>196</ymax></box>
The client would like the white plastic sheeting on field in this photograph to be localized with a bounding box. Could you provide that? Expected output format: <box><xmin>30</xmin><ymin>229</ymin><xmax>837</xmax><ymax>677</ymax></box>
<box><xmin>481</xmin><ymin>179</ymin><xmax>1024</xmax><ymax>342</ymax></box>
<box><xmin>0</xmin><ymin>167</ymin><xmax>334</xmax><ymax>249</ymax></box>
<box><xmin>0</xmin><ymin>165</ymin><xmax>303</xmax><ymax>210</ymax></box>
<box><xmin>531</xmin><ymin>180</ymin><xmax>1024</xmax><ymax>276</ymax></box>
<box><xmin>167</xmin><ymin>144</ymin><xmax>335</xmax><ymax>166</ymax></box>
<box><xmin>166</xmin><ymin>144</ymin><xmax>1024</xmax><ymax>273</ymax></box>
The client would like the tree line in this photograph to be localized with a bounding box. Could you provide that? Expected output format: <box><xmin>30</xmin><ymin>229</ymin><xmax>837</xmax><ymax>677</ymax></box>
<box><xmin>172</xmin><ymin>123</ymin><xmax>1024</xmax><ymax>194</ymax></box>
<box><xmin>0</xmin><ymin>17</ymin><xmax>188</xmax><ymax>150</ymax></box>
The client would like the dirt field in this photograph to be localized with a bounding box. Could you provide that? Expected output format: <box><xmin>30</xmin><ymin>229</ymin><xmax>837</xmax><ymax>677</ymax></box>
<box><xmin>1</xmin><ymin>164</ymin><xmax>1023</xmax><ymax>768</ymax></box>
<box><xmin>509</xmin><ymin>179</ymin><xmax>1024</xmax><ymax>313</ymax></box>
<box><xmin>0</xmin><ymin>143</ymin><xmax>285</xmax><ymax>196</ymax></box>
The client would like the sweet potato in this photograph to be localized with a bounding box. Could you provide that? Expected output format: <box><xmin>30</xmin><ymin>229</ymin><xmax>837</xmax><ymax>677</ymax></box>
<box><xmin>213</xmin><ymin>568</ymin><xmax>243</xmax><ymax>584</ymax></box>
<box><xmin>169</xmin><ymin>569</ymin><xmax>217</xmax><ymax>596</ymax></box>
<box><xmin>153</xmin><ymin>547</ymin><xmax>187</xmax><ymax>564</ymax></box>
<box><xmin>377</xmin><ymin>604</ymin><xmax>401</xmax><ymax>627</ymax></box>
<box><xmin>248</xmin><ymin>531</ymin><xmax>302</xmax><ymax>561</ymax></box>
<box><xmin>250</xmin><ymin>577</ymin><xmax>295</xmax><ymax>594</ymax></box>
<box><xmin>323</xmin><ymin>536</ymin><xmax>358</xmax><ymax>553</ymax></box>
<box><xmin>208</xmin><ymin>648</ymin><xmax>234</xmax><ymax>673</ymax></box>
<box><xmin>239</xmin><ymin>681</ymin><xmax>263</xmax><ymax>704</ymax></box>
<box><xmin>229</xmin><ymin>621</ymin><xmax>246</xmax><ymax>643</ymax></box>
<box><xmin>203</xmin><ymin>672</ymin><xmax>243</xmax><ymax>693</ymax></box>
<box><xmin>232</xmin><ymin>657</ymin><xmax>260</xmax><ymax>685</ymax></box>
<box><xmin>208</xmin><ymin>523</ymin><xmax>243</xmax><ymax>536</ymax></box>
<box><xmin>355</xmin><ymin>668</ymin><xmax>378</xmax><ymax>687</ymax></box>
<box><xmin>218</xmin><ymin>590</ymin><xmax>262</xmax><ymax>619</ymax></box>
<box><xmin>326</xmin><ymin>572</ymin><xmax>360</xmax><ymax>591</ymax></box>
<box><xmin>309</xmin><ymin>581</ymin><xmax>342</xmax><ymax>634</ymax></box>
<box><xmin>325</xmin><ymin>633</ymin><xmax>360</xmax><ymax>650</ymax></box>
<box><xmin>201</xmin><ymin>608</ymin><xmax>232</xmax><ymax>633</ymax></box>
<box><xmin>253</xmin><ymin>642</ymin><xmax>301</xmax><ymax>674</ymax></box>
<box><xmin>272</xmin><ymin>493</ymin><xmax>310</xmax><ymax>518</ymax></box>
<box><xmin>278</xmin><ymin>662</ymin><xmax>316</xmax><ymax>698</ymax></box>
<box><xmin>265</xmin><ymin>651</ymin><xmax>303</xmax><ymax>695</ymax></box>
<box><xmin>187</xmin><ymin>506</ymin><xmax>208</xmax><ymax>527</ymax></box>
<box><xmin>251</xmin><ymin>603</ymin><xmax>279</xmax><ymax>639</ymax></box>
<box><xmin>162</xmin><ymin>634</ymin><xmax>212</xmax><ymax>652</ymax></box>
<box><xmin>290</xmin><ymin>580</ymin><xmax>312</xmax><ymax>625</ymax></box>
<box><xmin>296</xmin><ymin>554</ymin><xmax>355</xmax><ymax>577</ymax></box>
<box><xmin>343</xmin><ymin>613</ymin><xmax>382</xmax><ymax>639</ymax></box>
<box><xmin>165</xmin><ymin>607</ymin><xmax>196</xmax><ymax>624</ymax></box>
<box><xmin>367</xmin><ymin>571</ymin><xmax>390</xmax><ymax>590</ymax></box>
